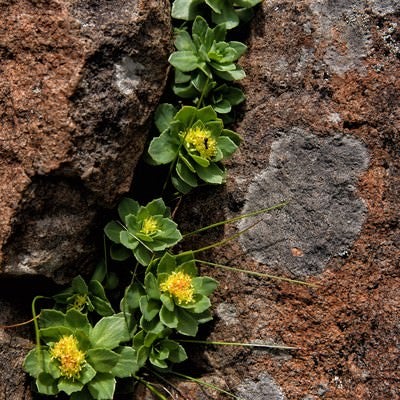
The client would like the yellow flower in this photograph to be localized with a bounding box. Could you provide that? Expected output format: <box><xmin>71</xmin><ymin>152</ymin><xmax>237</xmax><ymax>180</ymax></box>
<box><xmin>184</xmin><ymin>126</ymin><xmax>217</xmax><ymax>160</ymax></box>
<box><xmin>160</xmin><ymin>271</ymin><xmax>194</xmax><ymax>304</ymax></box>
<box><xmin>141</xmin><ymin>216</ymin><xmax>159</xmax><ymax>235</ymax></box>
<box><xmin>50</xmin><ymin>335</ymin><xmax>86</xmax><ymax>379</ymax></box>
<box><xmin>70</xmin><ymin>294</ymin><xmax>88</xmax><ymax>311</ymax></box>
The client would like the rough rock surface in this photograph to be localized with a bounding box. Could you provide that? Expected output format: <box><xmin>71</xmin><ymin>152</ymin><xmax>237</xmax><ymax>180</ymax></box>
<box><xmin>168</xmin><ymin>0</ymin><xmax>399</xmax><ymax>399</ymax></box>
<box><xmin>0</xmin><ymin>0</ymin><xmax>172</xmax><ymax>281</ymax></box>
<box><xmin>1</xmin><ymin>0</ymin><xmax>399</xmax><ymax>399</ymax></box>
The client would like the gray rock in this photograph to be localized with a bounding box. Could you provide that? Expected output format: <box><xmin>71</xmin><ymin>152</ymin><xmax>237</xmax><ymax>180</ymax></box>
<box><xmin>239</xmin><ymin>129</ymin><xmax>369</xmax><ymax>277</ymax></box>
<box><xmin>235</xmin><ymin>373</ymin><xmax>285</xmax><ymax>400</ymax></box>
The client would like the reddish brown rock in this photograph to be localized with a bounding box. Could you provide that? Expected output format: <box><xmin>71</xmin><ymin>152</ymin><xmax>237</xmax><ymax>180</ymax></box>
<box><xmin>0</xmin><ymin>0</ymin><xmax>172</xmax><ymax>282</ymax></box>
<box><xmin>168</xmin><ymin>1</ymin><xmax>399</xmax><ymax>399</ymax></box>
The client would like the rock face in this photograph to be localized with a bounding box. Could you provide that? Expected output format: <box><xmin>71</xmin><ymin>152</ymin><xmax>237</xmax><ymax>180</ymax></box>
<box><xmin>0</xmin><ymin>0</ymin><xmax>172</xmax><ymax>282</ymax></box>
<box><xmin>1</xmin><ymin>0</ymin><xmax>399</xmax><ymax>399</ymax></box>
<box><xmin>170</xmin><ymin>1</ymin><xmax>399</xmax><ymax>399</ymax></box>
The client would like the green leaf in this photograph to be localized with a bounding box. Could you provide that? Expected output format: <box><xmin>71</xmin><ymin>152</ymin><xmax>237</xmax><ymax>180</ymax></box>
<box><xmin>176</xmin><ymin>308</ymin><xmax>198</xmax><ymax>336</ymax></box>
<box><xmin>175</xmin><ymin>30</ymin><xmax>197</xmax><ymax>52</ymax></box>
<box><xmin>122</xmin><ymin>281</ymin><xmax>144</xmax><ymax>312</ymax></box>
<box><xmin>91</xmin><ymin>260</ymin><xmax>107</xmax><ymax>283</ymax></box>
<box><xmin>212</xmin><ymin>3</ymin><xmax>240</xmax><ymax>29</ymax></box>
<box><xmin>190</xmin><ymin>154</ymin><xmax>210</xmax><ymax>168</ymax></box>
<box><xmin>235</xmin><ymin>0</ymin><xmax>262</xmax><ymax>7</ymax></box>
<box><xmin>217</xmin><ymin>135</ymin><xmax>238</xmax><ymax>158</ymax></box>
<box><xmin>104</xmin><ymin>221</ymin><xmax>122</xmax><ymax>244</ymax></box>
<box><xmin>197</xmin><ymin>105</ymin><xmax>218</xmax><ymax>122</ymax></box>
<box><xmin>171</xmin><ymin>0</ymin><xmax>203</xmax><ymax>20</ymax></box>
<box><xmin>195</xmin><ymin>309</ymin><xmax>213</xmax><ymax>324</ymax></box>
<box><xmin>65</xmin><ymin>309</ymin><xmax>91</xmax><ymax>333</ymax></box>
<box><xmin>148</xmin><ymin>131</ymin><xmax>180</xmax><ymax>165</ymax></box>
<box><xmin>160</xmin><ymin>294</ymin><xmax>175</xmax><ymax>312</ymax></box>
<box><xmin>39</xmin><ymin>309</ymin><xmax>66</xmax><ymax>329</ymax></box>
<box><xmin>133</xmin><ymin>244</ymin><xmax>153</xmax><ymax>266</ymax></box>
<box><xmin>214</xmin><ymin>99</ymin><xmax>232</xmax><ymax>114</ymax></box>
<box><xmin>215</xmin><ymin>66</ymin><xmax>246</xmax><ymax>81</ymax></box>
<box><xmin>71</xmin><ymin>387</ymin><xmax>93</xmax><ymax>400</ymax></box>
<box><xmin>87</xmin><ymin>348</ymin><xmax>120</xmax><ymax>373</ymax></box>
<box><xmin>139</xmin><ymin>296</ymin><xmax>160</xmax><ymax>321</ymax></box>
<box><xmin>205</xmin><ymin>0</ymin><xmax>223</xmax><ymax>13</ymax></box>
<box><xmin>104</xmin><ymin>272</ymin><xmax>119</xmax><ymax>291</ymax></box>
<box><xmin>175</xmin><ymin>105</ymin><xmax>198</xmax><ymax>126</ymax></box>
<box><xmin>111</xmin><ymin>346</ymin><xmax>139</xmax><ymax>378</ymax></box>
<box><xmin>144</xmin><ymin>198</ymin><xmax>168</xmax><ymax>217</ymax></box>
<box><xmin>89</xmin><ymin>314</ymin><xmax>130</xmax><ymax>349</ymax></box>
<box><xmin>164</xmin><ymin>340</ymin><xmax>188</xmax><ymax>363</ymax></box>
<box><xmin>117</xmin><ymin>197</ymin><xmax>139</xmax><ymax>223</ymax></box>
<box><xmin>58</xmin><ymin>378</ymin><xmax>84</xmax><ymax>395</ymax></box>
<box><xmin>154</xmin><ymin>103</ymin><xmax>177</xmax><ymax>133</ymax></box>
<box><xmin>109</xmin><ymin>244</ymin><xmax>130</xmax><ymax>261</ymax></box>
<box><xmin>36</xmin><ymin>372</ymin><xmax>58</xmax><ymax>395</ymax></box>
<box><xmin>136</xmin><ymin>345</ymin><xmax>150</xmax><ymax>367</ymax></box>
<box><xmin>71</xmin><ymin>275</ymin><xmax>89</xmax><ymax>295</ymax></box>
<box><xmin>176</xmin><ymin>158</ymin><xmax>198</xmax><ymax>187</ymax></box>
<box><xmin>88</xmin><ymin>373</ymin><xmax>116</xmax><ymax>400</ymax></box>
<box><xmin>78</xmin><ymin>363</ymin><xmax>97</xmax><ymax>385</ymax></box>
<box><xmin>195</xmin><ymin>162</ymin><xmax>225</xmax><ymax>184</ymax></box>
<box><xmin>184</xmin><ymin>294</ymin><xmax>211</xmax><ymax>313</ymax></box>
<box><xmin>160</xmin><ymin>305</ymin><xmax>179</xmax><ymax>328</ymax></box>
<box><xmin>119</xmin><ymin>231</ymin><xmax>138</xmax><ymax>250</ymax></box>
<box><xmin>169</xmin><ymin>51</ymin><xmax>199</xmax><ymax>72</ymax></box>
<box><xmin>144</xmin><ymin>273</ymin><xmax>161</xmax><ymax>300</ymax></box>
<box><xmin>192</xmin><ymin>276</ymin><xmax>219</xmax><ymax>296</ymax></box>
<box><xmin>229</xmin><ymin>41</ymin><xmax>247</xmax><ymax>58</ymax></box>
<box><xmin>149</xmin><ymin>351</ymin><xmax>168</xmax><ymax>369</ymax></box>
<box><xmin>24</xmin><ymin>347</ymin><xmax>47</xmax><ymax>378</ymax></box>
<box><xmin>192</xmin><ymin>15</ymin><xmax>209</xmax><ymax>38</ymax></box>
<box><xmin>39</xmin><ymin>326</ymin><xmax>74</xmax><ymax>343</ymax></box>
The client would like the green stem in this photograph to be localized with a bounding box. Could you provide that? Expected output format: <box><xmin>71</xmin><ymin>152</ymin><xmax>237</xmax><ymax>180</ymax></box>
<box><xmin>134</xmin><ymin>375</ymin><xmax>168</xmax><ymax>400</ymax></box>
<box><xmin>170</xmin><ymin>371</ymin><xmax>243</xmax><ymax>400</ymax></box>
<box><xmin>31</xmin><ymin>296</ymin><xmax>50</xmax><ymax>370</ymax></box>
<box><xmin>179</xmin><ymin>339</ymin><xmax>298</xmax><ymax>350</ymax></box>
<box><xmin>186</xmin><ymin>219</ymin><xmax>262</xmax><ymax>255</ymax></box>
<box><xmin>183</xmin><ymin>201</ymin><xmax>288</xmax><ymax>238</ymax></box>
<box><xmin>196</xmin><ymin>259</ymin><xmax>319</xmax><ymax>287</ymax></box>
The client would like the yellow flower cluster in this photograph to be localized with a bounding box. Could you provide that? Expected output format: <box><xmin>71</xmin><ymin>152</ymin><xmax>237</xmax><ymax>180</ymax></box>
<box><xmin>71</xmin><ymin>294</ymin><xmax>88</xmax><ymax>311</ymax></box>
<box><xmin>184</xmin><ymin>126</ymin><xmax>217</xmax><ymax>160</ymax></box>
<box><xmin>160</xmin><ymin>271</ymin><xmax>194</xmax><ymax>304</ymax></box>
<box><xmin>50</xmin><ymin>335</ymin><xmax>86</xmax><ymax>379</ymax></box>
<box><xmin>141</xmin><ymin>216</ymin><xmax>159</xmax><ymax>235</ymax></box>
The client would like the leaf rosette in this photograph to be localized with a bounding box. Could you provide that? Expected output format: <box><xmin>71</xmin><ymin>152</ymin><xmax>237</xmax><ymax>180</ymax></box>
<box><xmin>124</xmin><ymin>252</ymin><xmax>218</xmax><ymax>339</ymax></box>
<box><xmin>104</xmin><ymin>198</ymin><xmax>182</xmax><ymax>266</ymax></box>
<box><xmin>169</xmin><ymin>16</ymin><xmax>247</xmax><ymax>103</ymax></box>
<box><xmin>148</xmin><ymin>104</ymin><xmax>241</xmax><ymax>193</ymax></box>
<box><xmin>24</xmin><ymin>309</ymin><xmax>138</xmax><ymax>400</ymax></box>
<box><xmin>172</xmin><ymin>0</ymin><xmax>263</xmax><ymax>30</ymax></box>
<box><xmin>52</xmin><ymin>275</ymin><xmax>114</xmax><ymax>317</ymax></box>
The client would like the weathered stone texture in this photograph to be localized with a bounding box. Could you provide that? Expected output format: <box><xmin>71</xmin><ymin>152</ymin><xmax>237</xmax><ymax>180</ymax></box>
<box><xmin>0</xmin><ymin>0</ymin><xmax>172</xmax><ymax>281</ymax></box>
<box><xmin>171</xmin><ymin>1</ymin><xmax>399</xmax><ymax>399</ymax></box>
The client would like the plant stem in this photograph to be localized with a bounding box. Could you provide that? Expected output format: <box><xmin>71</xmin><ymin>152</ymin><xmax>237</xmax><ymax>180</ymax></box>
<box><xmin>170</xmin><ymin>371</ymin><xmax>243</xmax><ymax>400</ymax></box>
<box><xmin>179</xmin><ymin>339</ymin><xmax>298</xmax><ymax>350</ymax></box>
<box><xmin>188</xmin><ymin>219</ymin><xmax>262</xmax><ymax>254</ymax></box>
<box><xmin>183</xmin><ymin>201</ymin><xmax>288</xmax><ymax>238</ymax></box>
<box><xmin>196</xmin><ymin>259</ymin><xmax>319</xmax><ymax>287</ymax></box>
<box><xmin>134</xmin><ymin>375</ymin><xmax>168</xmax><ymax>400</ymax></box>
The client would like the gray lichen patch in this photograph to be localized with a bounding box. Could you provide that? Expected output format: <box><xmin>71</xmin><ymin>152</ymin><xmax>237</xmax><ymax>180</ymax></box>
<box><xmin>238</xmin><ymin>129</ymin><xmax>369</xmax><ymax>277</ymax></box>
<box><xmin>235</xmin><ymin>373</ymin><xmax>285</xmax><ymax>400</ymax></box>
<box><xmin>114</xmin><ymin>56</ymin><xmax>144</xmax><ymax>95</ymax></box>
